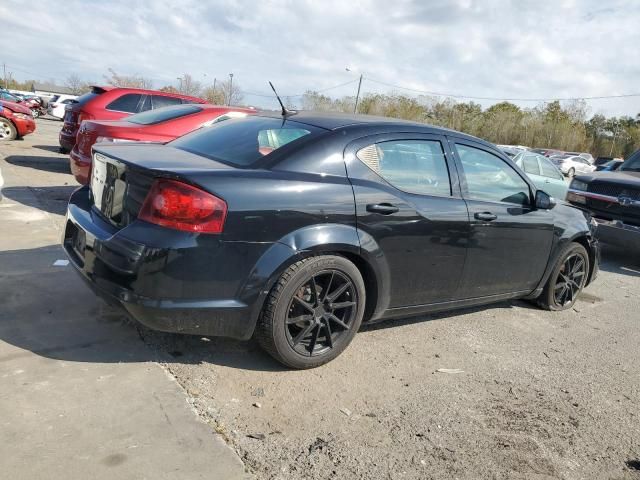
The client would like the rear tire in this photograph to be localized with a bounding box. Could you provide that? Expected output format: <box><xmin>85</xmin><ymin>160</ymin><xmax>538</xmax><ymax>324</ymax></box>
<box><xmin>0</xmin><ymin>118</ymin><xmax>17</xmax><ymax>141</ymax></box>
<box><xmin>256</xmin><ymin>255</ymin><xmax>365</xmax><ymax>369</ymax></box>
<box><xmin>536</xmin><ymin>242</ymin><xmax>589</xmax><ymax>311</ymax></box>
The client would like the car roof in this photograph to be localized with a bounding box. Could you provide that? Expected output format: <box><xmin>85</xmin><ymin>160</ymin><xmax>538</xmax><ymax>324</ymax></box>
<box><xmin>90</xmin><ymin>85</ymin><xmax>204</xmax><ymax>101</ymax></box>
<box><xmin>255</xmin><ymin>110</ymin><xmax>489</xmax><ymax>145</ymax></box>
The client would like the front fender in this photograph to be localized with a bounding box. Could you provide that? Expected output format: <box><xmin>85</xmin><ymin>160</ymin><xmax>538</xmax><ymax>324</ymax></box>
<box><xmin>239</xmin><ymin>223</ymin><xmax>391</xmax><ymax>337</ymax></box>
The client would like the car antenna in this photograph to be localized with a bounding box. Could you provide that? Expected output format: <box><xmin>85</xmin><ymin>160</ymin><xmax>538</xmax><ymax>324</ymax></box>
<box><xmin>269</xmin><ymin>81</ymin><xmax>295</xmax><ymax>117</ymax></box>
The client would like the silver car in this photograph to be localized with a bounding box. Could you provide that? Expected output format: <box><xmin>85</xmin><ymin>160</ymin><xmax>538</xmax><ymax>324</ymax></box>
<box><xmin>549</xmin><ymin>154</ymin><xmax>596</xmax><ymax>177</ymax></box>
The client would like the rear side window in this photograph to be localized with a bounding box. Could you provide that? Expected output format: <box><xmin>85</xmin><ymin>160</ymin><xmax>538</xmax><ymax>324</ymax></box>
<box><xmin>127</xmin><ymin>104</ymin><xmax>203</xmax><ymax>125</ymax></box>
<box><xmin>171</xmin><ymin>116</ymin><xmax>322</xmax><ymax>167</ymax></box>
<box><xmin>456</xmin><ymin>143</ymin><xmax>530</xmax><ymax>205</ymax></box>
<box><xmin>356</xmin><ymin>140</ymin><xmax>451</xmax><ymax>196</ymax></box>
<box><xmin>152</xmin><ymin>95</ymin><xmax>183</xmax><ymax>109</ymax></box>
<box><xmin>106</xmin><ymin>93</ymin><xmax>143</xmax><ymax>113</ymax></box>
<box><xmin>50</xmin><ymin>95</ymin><xmax>60</xmax><ymax>102</ymax></box>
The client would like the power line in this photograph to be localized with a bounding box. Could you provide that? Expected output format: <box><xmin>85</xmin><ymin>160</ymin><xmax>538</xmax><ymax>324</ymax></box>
<box><xmin>364</xmin><ymin>77</ymin><xmax>640</xmax><ymax>102</ymax></box>
<box><xmin>242</xmin><ymin>78</ymin><xmax>360</xmax><ymax>99</ymax></box>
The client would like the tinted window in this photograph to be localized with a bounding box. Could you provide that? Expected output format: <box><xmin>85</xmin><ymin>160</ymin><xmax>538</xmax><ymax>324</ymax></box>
<box><xmin>106</xmin><ymin>93</ymin><xmax>143</xmax><ymax>113</ymax></box>
<box><xmin>127</xmin><ymin>104</ymin><xmax>202</xmax><ymax>125</ymax></box>
<box><xmin>50</xmin><ymin>95</ymin><xmax>60</xmax><ymax>102</ymax></box>
<box><xmin>61</xmin><ymin>99</ymin><xmax>75</xmax><ymax>105</ymax></box>
<box><xmin>522</xmin><ymin>154</ymin><xmax>540</xmax><ymax>175</ymax></box>
<box><xmin>152</xmin><ymin>95</ymin><xmax>183</xmax><ymax>109</ymax></box>
<box><xmin>356</xmin><ymin>140</ymin><xmax>451</xmax><ymax>196</ymax></box>
<box><xmin>621</xmin><ymin>150</ymin><xmax>640</xmax><ymax>171</ymax></box>
<box><xmin>456</xmin><ymin>144</ymin><xmax>530</xmax><ymax>205</ymax></box>
<box><xmin>539</xmin><ymin>156</ymin><xmax>563</xmax><ymax>180</ymax></box>
<box><xmin>171</xmin><ymin>116</ymin><xmax>322</xmax><ymax>167</ymax></box>
<box><xmin>74</xmin><ymin>91</ymin><xmax>100</xmax><ymax>106</ymax></box>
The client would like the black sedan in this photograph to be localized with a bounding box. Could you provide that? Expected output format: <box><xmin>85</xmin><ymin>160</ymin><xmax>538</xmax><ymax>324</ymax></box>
<box><xmin>63</xmin><ymin>112</ymin><xmax>599</xmax><ymax>368</ymax></box>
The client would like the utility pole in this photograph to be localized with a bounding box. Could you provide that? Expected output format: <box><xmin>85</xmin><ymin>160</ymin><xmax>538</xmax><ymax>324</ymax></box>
<box><xmin>228</xmin><ymin>73</ymin><xmax>233</xmax><ymax>106</ymax></box>
<box><xmin>3</xmin><ymin>63</ymin><xmax>7</xmax><ymax>90</ymax></box>
<box><xmin>353</xmin><ymin>73</ymin><xmax>363</xmax><ymax>114</ymax></box>
<box><xmin>177</xmin><ymin>76</ymin><xmax>183</xmax><ymax>93</ymax></box>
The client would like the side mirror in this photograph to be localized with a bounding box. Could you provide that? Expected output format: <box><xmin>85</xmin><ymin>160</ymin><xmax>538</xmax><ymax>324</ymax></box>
<box><xmin>535</xmin><ymin>190</ymin><xmax>556</xmax><ymax>210</ymax></box>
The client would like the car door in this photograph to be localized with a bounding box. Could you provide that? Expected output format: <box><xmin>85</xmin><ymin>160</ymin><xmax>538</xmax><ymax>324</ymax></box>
<box><xmin>537</xmin><ymin>155</ymin><xmax>568</xmax><ymax>199</ymax></box>
<box><xmin>344</xmin><ymin>133</ymin><xmax>469</xmax><ymax>308</ymax></box>
<box><xmin>450</xmin><ymin>139</ymin><xmax>555</xmax><ymax>298</ymax></box>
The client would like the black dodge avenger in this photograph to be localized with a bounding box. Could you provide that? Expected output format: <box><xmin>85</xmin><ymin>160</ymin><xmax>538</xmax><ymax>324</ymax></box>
<box><xmin>63</xmin><ymin>112</ymin><xmax>599</xmax><ymax>368</ymax></box>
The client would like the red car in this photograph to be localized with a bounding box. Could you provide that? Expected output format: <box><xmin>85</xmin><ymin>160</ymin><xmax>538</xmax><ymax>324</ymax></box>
<box><xmin>0</xmin><ymin>100</ymin><xmax>36</xmax><ymax>141</ymax></box>
<box><xmin>70</xmin><ymin>104</ymin><xmax>255</xmax><ymax>184</ymax></box>
<box><xmin>59</xmin><ymin>86</ymin><xmax>206</xmax><ymax>153</ymax></box>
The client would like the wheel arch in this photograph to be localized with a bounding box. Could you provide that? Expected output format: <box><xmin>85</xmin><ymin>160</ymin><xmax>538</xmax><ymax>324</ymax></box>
<box><xmin>241</xmin><ymin>223</ymin><xmax>389</xmax><ymax>338</ymax></box>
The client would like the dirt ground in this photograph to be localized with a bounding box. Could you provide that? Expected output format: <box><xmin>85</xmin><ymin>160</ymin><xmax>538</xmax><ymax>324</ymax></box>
<box><xmin>3</xmin><ymin>119</ymin><xmax>640</xmax><ymax>479</ymax></box>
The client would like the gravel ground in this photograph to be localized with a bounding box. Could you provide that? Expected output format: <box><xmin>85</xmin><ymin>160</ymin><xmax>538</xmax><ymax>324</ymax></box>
<box><xmin>3</xmin><ymin>120</ymin><xmax>640</xmax><ymax>479</ymax></box>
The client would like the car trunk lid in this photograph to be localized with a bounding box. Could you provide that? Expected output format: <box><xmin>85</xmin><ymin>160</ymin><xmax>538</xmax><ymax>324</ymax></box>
<box><xmin>90</xmin><ymin>143</ymin><xmax>234</xmax><ymax>229</ymax></box>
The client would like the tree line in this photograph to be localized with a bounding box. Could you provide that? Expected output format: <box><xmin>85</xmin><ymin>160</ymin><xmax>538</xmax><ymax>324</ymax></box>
<box><xmin>5</xmin><ymin>70</ymin><xmax>638</xmax><ymax>158</ymax></box>
<box><xmin>301</xmin><ymin>91</ymin><xmax>640</xmax><ymax>158</ymax></box>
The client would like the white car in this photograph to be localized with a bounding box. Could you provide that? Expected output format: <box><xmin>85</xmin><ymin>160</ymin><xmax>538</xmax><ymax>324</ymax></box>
<box><xmin>47</xmin><ymin>94</ymin><xmax>78</xmax><ymax>120</ymax></box>
<box><xmin>549</xmin><ymin>154</ymin><xmax>596</xmax><ymax>177</ymax></box>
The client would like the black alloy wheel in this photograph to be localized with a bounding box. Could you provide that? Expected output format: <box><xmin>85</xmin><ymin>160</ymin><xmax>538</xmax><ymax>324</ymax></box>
<box><xmin>285</xmin><ymin>270</ymin><xmax>357</xmax><ymax>357</ymax></box>
<box><xmin>537</xmin><ymin>242</ymin><xmax>589</xmax><ymax>311</ymax></box>
<box><xmin>256</xmin><ymin>255</ymin><xmax>366</xmax><ymax>369</ymax></box>
<box><xmin>553</xmin><ymin>253</ymin><xmax>586</xmax><ymax>307</ymax></box>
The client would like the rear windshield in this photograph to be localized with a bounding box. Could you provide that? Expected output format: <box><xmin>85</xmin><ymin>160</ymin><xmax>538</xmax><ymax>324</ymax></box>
<box><xmin>127</xmin><ymin>104</ymin><xmax>202</xmax><ymax>125</ymax></box>
<box><xmin>171</xmin><ymin>116</ymin><xmax>323</xmax><ymax>167</ymax></box>
<box><xmin>72</xmin><ymin>91</ymin><xmax>100</xmax><ymax>106</ymax></box>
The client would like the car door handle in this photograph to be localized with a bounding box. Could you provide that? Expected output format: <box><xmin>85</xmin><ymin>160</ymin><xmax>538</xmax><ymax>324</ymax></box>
<box><xmin>474</xmin><ymin>212</ymin><xmax>497</xmax><ymax>221</ymax></box>
<box><xmin>366</xmin><ymin>203</ymin><xmax>399</xmax><ymax>215</ymax></box>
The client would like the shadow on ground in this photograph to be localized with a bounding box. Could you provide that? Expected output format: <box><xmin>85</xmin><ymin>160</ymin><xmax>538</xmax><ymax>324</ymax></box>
<box><xmin>5</xmin><ymin>154</ymin><xmax>71</xmax><ymax>174</ymax></box>
<box><xmin>32</xmin><ymin>144</ymin><xmax>64</xmax><ymax>154</ymax></box>
<box><xmin>2</xmin><ymin>185</ymin><xmax>77</xmax><ymax>215</ymax></box>
<box><xmin>0</xmin><ymin>243</ymin><xmax>633</xmax><ymax>372</ymax></box>
<box><xmin>598</xmin><ymin>243</ymin><xmax>640</xmax><ymax>277</ymax></box>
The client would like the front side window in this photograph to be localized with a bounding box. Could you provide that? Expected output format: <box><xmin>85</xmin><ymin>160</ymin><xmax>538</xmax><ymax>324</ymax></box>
<box><xmin>171</xmin><ymin>116</ymin><xmax>321</xmax><ymax>167</ymax></box>
<box><xmin>539</xmin><ymin>156</ymin><xmax>564</xmax><ymax>180</ymax></box>
<box><xmin>356</xmin><ymin>140</ymin><xmax>451</xmax><ymax>196</ymax></box>
<box><xmin>106</xmin><ymin>93</ymin><xmax>143</xmax><ymax>113</ymax></box>
<box><xmin>620</xmin><ymin>150</ymin><xmax>640</xmax><ymax>171</ymax></box>
<box><xmin>456</xmin><ymin>143</ymin><xmax>530</xmax><ymax>205</ymax></box>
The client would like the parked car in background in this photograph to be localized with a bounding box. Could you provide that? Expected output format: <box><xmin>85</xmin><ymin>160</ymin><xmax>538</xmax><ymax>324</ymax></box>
<box><xmin>579</xmin><ymin>153</ymin><xmax>595</xmax><ymax>164</ymax></box>
<box><xmin>0</xmin><ymin>91</ymin><xmax>23</xmax><ymax>103</ymax></box>
<box><xmin>0</xmin><ymin>100</ymin><xmax>36</xmax><ymax>140</ymax></box>
<box><xmin>63</xmin><ymin>112</ymin><xmax>599</xmax><ymax>369</ymax></box>
<box><xmin>48</xmin><ymin>94</ymin><xmax>78</xmax><ymax>120</ymax></box>
<box><xmin>58</xmin><ymin>86</ymin><xmax>206</xmax><ymax>153</ymax></box>
<box><xmin>595</xmin><ymin>159</ymin><xmax>624</xmax><ymax>171</ymax></box>
<box><xmin>550</xmin><ymin>154</ymin><xmax>596</xmax><ymax>177</ymax></box>
<box><xmin>513</xmin><ymin>151</ymin><xmax>568</xmax><ymax>199</ymax></box>
<box><xmin>70</xmin><ymin>104</ymin><xmax>255</xmax><ymax>184</ymax></box>
<box><xmin>567</xmin><ymin>148</ymin><xmax>640</xmax><ymax>249</ymax></box>
<box><xmin>531</xmin><ymin>148</ymin><xmax>563</xmax><ymax>157</ymax></box>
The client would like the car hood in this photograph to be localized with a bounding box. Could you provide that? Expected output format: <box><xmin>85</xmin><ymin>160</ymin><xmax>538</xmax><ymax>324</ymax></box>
<box><xmin>0</xmin><ymin>100</ymin><xmax>32</xmax><ymax>115</ymax></box>
<box><xmin>574</xmin><ymin>170</ymin><xmax>640</xmax><ymax>187</ymax></box>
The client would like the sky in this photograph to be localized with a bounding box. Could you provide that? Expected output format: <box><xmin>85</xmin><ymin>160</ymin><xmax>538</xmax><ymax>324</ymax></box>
<box><xmin>2</xmin><ymin>0</ymin><xmax>639</xmax><ymax>117</ymax></box>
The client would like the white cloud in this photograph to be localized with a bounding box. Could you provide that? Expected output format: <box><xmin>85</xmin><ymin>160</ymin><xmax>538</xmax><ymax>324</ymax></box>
<box><xmin>2</xmin><ymin>0</ymin><xmax>639</xmax><ymax>116</ymax></box>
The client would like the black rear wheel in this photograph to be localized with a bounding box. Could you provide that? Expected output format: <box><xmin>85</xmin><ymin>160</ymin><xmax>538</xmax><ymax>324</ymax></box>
<box><xmin>537</xmin><ymin>243</ymin><xmax>589</xmax><ymax>311</ymax></box>
<box><xmin>256</xmin><ymin>255</ymin><xmax>365</xmax><ymax>369</ymax></box>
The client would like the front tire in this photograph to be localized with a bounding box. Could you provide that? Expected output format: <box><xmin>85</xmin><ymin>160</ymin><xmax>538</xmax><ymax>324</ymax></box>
<box><xmin>537</xmin><ymin>243</ymin><xmax>589</xmax><ymax>311</ymax></box>
<box><xmin>256</xmin><ymin>255</ymin><xmax>366</xmax><ymax>369</ymax></box>
<box><xmin>0</xmin><ymin>118</ymin><xmax>17</xmax><ymax>141</ymax></box>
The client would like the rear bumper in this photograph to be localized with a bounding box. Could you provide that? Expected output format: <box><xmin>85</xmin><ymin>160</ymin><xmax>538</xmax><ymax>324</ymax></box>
<box><xmin>594</xmin><ymin>218</ymin><xmax>640</xmax><ymax>250</ymax></box>
<box><xmin>62</xmin><ymin>187</ymin><xmax>269</xmax><ymax>340</ymax></box>
<box><xmin>69</xmin><ymin>147</ymin><xmax>91</xmax><ymax>184</ymax></box>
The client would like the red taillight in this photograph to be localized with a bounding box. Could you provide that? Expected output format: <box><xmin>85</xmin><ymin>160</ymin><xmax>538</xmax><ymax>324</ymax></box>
<box><xmin>138</xmin><ymin>179</ymin><xmax>227</xmax><ymax>234</ymax></box>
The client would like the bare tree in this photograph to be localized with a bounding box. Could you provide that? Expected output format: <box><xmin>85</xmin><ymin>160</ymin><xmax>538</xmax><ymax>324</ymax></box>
<box><xmin>201</xmin><ymin>84</ymin><xmax>226</xmax><ymax>105</ymax></box>
<box><xmin>103</xmin><ymin>68</ymin><xmax>153</xmax><ymax>89</ymax></box>
<box><xmin>177</xmin><ymin>74</ymin><xmax>202</xmax><ymax>97</ymax></box>
<box><xmin>218</xmin><ymin>79</ymin><xmax>243</xmax><ymax>105</ymax></box>
<box><xmin>65</xmin><ymin>74</ymin><xmax>89</xmax><ymax>95</ymax></box>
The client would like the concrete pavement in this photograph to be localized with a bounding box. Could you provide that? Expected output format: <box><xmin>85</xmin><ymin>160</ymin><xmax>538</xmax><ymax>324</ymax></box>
<box><xmin>0</xmin><ymin>120</ymin><xmax>251</xmax><ymax>479</ymax></box>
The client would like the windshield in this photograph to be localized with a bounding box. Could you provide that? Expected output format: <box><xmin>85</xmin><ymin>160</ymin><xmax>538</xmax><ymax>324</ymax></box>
<box><xmin>620</xmin><ymin>150</ymin><xmax>640</xmax><ymax>171</ymax></box>
<box><xmin>171</xmin><ymin>116</ymin><xmax>323</xmax><ymax>167</ymax></box>
<box><xmin>127</xmin><ymin>104</ymin><xmax>202</xmax><ymax>125</ymax></box>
